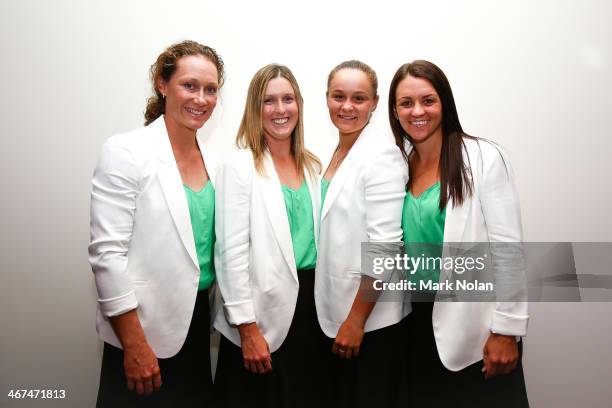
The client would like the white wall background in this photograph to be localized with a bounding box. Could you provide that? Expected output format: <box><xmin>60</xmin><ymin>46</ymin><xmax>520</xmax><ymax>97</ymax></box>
<box><xmin>1</xmin><ymin>0</ymin><xmax>611</xmax><ymax>406</ymax></box>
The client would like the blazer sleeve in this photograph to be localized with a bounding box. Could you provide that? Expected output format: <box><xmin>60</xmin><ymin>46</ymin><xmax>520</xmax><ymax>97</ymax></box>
<box><xmin>478</xmin><ymin>142</ymin><xmax>529</xmax><ymax>336</ymax></box>
<box><xmin>88</xmin><ymin>137</ymin><xmax>140</xmax><ymax>317</ymax></box>
<box><xmin>361</xmin><ymin>144</ymin><xmax>408</xmax><ymax>281</ymax></box>
<box><xmin>214</xmin><ymin>155</ymin><xmax>257</xmax><ymax>326</ymax></box>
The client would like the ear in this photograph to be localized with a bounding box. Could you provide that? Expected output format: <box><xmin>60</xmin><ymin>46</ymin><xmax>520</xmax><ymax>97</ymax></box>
<box><xmin>371</xmin><ymin>94</ymin><xmax>380</xmax><ymax>112</ymax></box>
<box><xmin>156</xmin><ymin>77</ymin><xmax>168</xmax><ymax>98</ymax></box>
<box><xmin>393</xmin><ymin>108</ymin><xmax>399</xmax><ymax>120</ymax></box>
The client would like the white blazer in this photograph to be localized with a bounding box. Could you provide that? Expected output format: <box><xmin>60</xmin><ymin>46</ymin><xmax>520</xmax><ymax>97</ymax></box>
<box><xmin>315</xmin><ymin>125</ymin><xmax>409</xmax><ymax>338</ymax></box>
<box><xmin>88</xmin><ymin>116</ymin><xmax>218</xmax><ymax>358</ymax></box>
<box><xmin>408</xmin><ymin>137</ymin><xmax>529</xmax><ymax>371</ymax></box>
<box><xmin>213</xmin><ymin>150</ymin><xmax>320</xmax><ymax>353</ymax></box>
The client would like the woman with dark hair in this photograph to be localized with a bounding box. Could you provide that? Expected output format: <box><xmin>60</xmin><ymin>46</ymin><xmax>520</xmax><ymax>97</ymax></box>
<box><xmin>213</xmin><ymin>64</ymin><xmax>325</xmax><ymax>407</ymax></box>
<box><xmin>89</xmin><ymin>40</ymin><xmax>224</xmax><ymax>407</ymax></box>
<box><xmin>389</xmin><ymin>60</ymin><xmax>529</xmax><ymax>407</ymax></box>
<box><xmin>316</xmin><ymin>60</ymin><xmax>409</xmax><ymax>408</ymax></box>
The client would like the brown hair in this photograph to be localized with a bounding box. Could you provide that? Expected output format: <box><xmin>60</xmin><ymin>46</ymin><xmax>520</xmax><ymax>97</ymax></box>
<box><xmin>144</xmin><ymin>40</ymin><xmax>225</xmax><ymax>126</ymax></box>
<box><xmin>327</xmin><ymin>60</ymin><xmax>378</xmax><ymax>95</ymax></box>
<box><xmin>388</xmin><ymin>60</ymin><xmax>475</xmax><ymax>211</ymax></box>
<box><xmin>236</xmin><ymin>64</ymin><xmax>321</xmax><ymax>177</ymax></box>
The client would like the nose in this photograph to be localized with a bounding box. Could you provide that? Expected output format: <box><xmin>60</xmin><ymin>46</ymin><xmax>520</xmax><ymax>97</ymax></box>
<box><xmin>194</xmin><ymin>88</ymin><xmax>209</xmax><ymax>105</ymax></box>
<box><xmin>273</xmin><ymin>100</ymin><xmax>286</xmax><ymax>114</ymax></box>
<box><xmin>341</xmin><ymin>100</ymin><xmax>354</xmax><ymax>112</ymax></box>
<box><xmin>412</xmin><ymin>102</ymin><xmax>424</xmax><ymax>116</ymax></box>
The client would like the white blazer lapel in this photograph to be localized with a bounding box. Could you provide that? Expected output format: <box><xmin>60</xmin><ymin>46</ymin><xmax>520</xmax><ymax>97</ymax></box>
<box><xmin>320</xmin><ymin>132</ymin><xmax>367</xmax><ymax>220</ymax></box>
<box><xmin>304</xmin><ymin>170</ymin><xmax>320</xmax><ymax>247</ymax></box>
<box><xmin>261</xmin><ymin>153</ymin><xmax>298</xmax><ymax>281</ymax></box>
<box><xmin>153</xmin><ymin>118</ymin><xmax>199</xmax><ymax>269</ymax></box>
<box><xmin>197</xmin><ymin>134</ymin><xmax>218</xmax><ymax>187</ymax></box>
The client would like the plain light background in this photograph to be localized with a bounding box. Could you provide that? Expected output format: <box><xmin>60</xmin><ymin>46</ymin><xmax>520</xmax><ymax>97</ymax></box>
<box><xmin>1</xmin><ymin>0</ymin><xmax>611</xmax><ymax>406</ymax></box>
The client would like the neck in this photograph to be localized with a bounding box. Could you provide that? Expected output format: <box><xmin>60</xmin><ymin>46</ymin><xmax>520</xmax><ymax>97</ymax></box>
<box><xmin>164</xmin><ymin>116</ymin><xmax>198</xmax><ymax>154</ymax></box>
<box><xmin>412</xmin><ymin>129</ymin><xmax>443</xmax><ymax>164</ymax></box>
<box><xmin>265</xmin><ymin>134</ymin><xmax>293</xmax><ymax>159</ymax></box>
<box><xmin>338</xmin><ymin>129</ymin><xmax>361</xmax><ymax>155</ymax></box>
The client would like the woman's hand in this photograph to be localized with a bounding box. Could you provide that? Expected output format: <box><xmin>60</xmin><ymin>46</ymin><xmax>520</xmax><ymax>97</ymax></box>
<box><xmin>482</xmin><ymin>333</ymin><xmax>519</xmax><ymax>379</ymax></box>
<box><xmin>238</xmin><ymin>323</ymin><xmax>272</xmax><ymax>374</ymax></box>
<box><xmin>109</xmin><ymin>309</ymin><xmax>162</xmax><ymax>395</ymax></box>
<box><xmin>123</xmin><ymin>341</ymin><xmax>162</xmax><ymax>395</ymax></box>
<box><xmin>333</xmin><ymin>316</ymin><xmax>365</xmax><ymax>359</ymax></box>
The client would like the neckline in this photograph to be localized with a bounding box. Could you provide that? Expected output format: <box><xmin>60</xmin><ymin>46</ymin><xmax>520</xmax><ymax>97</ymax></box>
<box><xmin>281</xmin><ymin>181</ymin><xmax>305</xmax><ymax>193</ymax></box>
<box><xmin>184</xmin><ymin>180</ymin><xmax>210</xmax><ymax>194</ymax></box>
<box><xmin>409</xmin><ymin>181</ymin><xmax>440</xmax><ymax>199</ymax></box>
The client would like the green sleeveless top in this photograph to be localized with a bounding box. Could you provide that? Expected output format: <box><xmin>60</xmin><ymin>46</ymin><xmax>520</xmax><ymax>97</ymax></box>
<box><xmin>402</xmin><ymin>182</ymin><xmax>446</xmax><ymax>288</ymax></box>
<box><xmin>280</xmin><ymin>182</ymin><xmax>317</xmax><ymax>270</ymax></box>
<box><xmin>184</xmin><ymin>182</ymin><xmax>216</xmax><ymax>291</ymax></box>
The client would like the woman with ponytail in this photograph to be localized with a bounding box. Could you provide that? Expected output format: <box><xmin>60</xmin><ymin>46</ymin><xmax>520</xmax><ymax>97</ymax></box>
<box><xmin>89</xmin><ymin>40</ymin><xmax>224</xmax><ymax>407</ymax></box>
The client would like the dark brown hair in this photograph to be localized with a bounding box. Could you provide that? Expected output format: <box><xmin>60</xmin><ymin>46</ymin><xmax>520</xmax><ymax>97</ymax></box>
<box><xmin>388</xmin><ymin>60</ymin><xmax>475</xmax><ymax>211</ymax></box>
<box><xmin>144</xmin><ymin>40</ymin><xmax>225</xmax><ymax>126</ymax></box>
<box><xmin>327</xmin><ymin>60</ymin><xmax>378</xmax><ymax>95</ymax></box>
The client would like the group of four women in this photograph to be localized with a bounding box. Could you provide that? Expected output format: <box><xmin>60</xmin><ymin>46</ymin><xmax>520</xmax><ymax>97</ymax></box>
<box><xmin>89</xmin><ymin>40</ymin><xmax>529</xmax><ymax>407</ymax></box>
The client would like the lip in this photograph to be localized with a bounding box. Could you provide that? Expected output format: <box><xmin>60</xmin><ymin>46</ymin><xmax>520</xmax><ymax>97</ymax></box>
<box><xmin>271</xmin><ymin>117</ymin><xmax>290</xmax><ymax>125</ymax></box>
<box><xmin>410</xmin><ymin>119</ymin><xmax>430</xmax><ymax>128</ymax></box>
<box><xmin>185</xmin><ymin>106</ymin><xmax>206</xmax><ymax>116</ymax></box>
<box><xmin>337</xmin><ymin>114</ymin><xmax>357</xmax><ymax>121</ymax></box>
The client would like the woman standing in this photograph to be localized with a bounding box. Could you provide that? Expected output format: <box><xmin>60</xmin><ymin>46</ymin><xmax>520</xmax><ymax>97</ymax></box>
<box><xmin>316</xmin><ymin>60</ymin><xmax>409</xmax><ymax>408</ymax></box>
<box><xmin>89</xmin><ymin>40</ymin><xmax>224</xmax><ymax>407</ymax></box>
<box><xmin>389</xmin><ymin>60</ymin><xmax>529</xmax><ymax>407</ymax></box>
<box><xmin>213</xmin><ymin>64</ymin><xmax>325</xmax><ymax>407</ymax></box>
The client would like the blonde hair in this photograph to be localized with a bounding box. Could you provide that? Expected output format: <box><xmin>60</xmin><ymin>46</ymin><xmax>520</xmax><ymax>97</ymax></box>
<box><xmin>236</xmin><ymin>64</ymin><xmax>321</xmax><ymax>177</ymax></box>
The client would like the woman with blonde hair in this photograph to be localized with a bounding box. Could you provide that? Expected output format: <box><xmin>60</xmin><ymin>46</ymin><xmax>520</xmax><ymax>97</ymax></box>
<box><xmin>214</xmin><ymin>64</ymin><xmax>327</xmax><ymax>407</ymax></box>
<box><xmin>89</xmin><ymin>40</ymin><xmax>224</xmax><ymax>406</ymax></box>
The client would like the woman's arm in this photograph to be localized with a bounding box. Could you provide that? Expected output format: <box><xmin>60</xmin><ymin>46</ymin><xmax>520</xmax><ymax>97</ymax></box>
<box><xmin>333</xmin><ymin>144</ymin><xmax>408</xmax><ymax>358</ymax></box>
<box><xmin>478</xmin><ymin>141</ymin><xmax>529</xmax><ymax>378</ymax></box>
<box><xmin>89</xmin><ymin>137</ymin><xmax>161</xmax><ymax>393</ymax></box>
<box><xmin>215</xmin><ymin>155</ymin><xmax>272</xmax><ymax>373</ymax></box>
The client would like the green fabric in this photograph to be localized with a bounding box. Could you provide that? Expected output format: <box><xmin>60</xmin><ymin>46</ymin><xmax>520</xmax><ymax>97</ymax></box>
<box><xmin>402</xmin><ymin>182</ymin><xmax>446</xmax><ymax>288</ymax></box>
<box><xmin>320</xmin><ymin>178</ymin><xmax>331</xmax><ymax>208</ymax></box>
<box><xmin>184</xmin><ymin>182</ymin><xmax>216</xmax><ymax>291</ymax></box>
<box><xmin>280</xmin><ymin>182</ymin><xmax>317</xmax><ymax>270</ymax></box>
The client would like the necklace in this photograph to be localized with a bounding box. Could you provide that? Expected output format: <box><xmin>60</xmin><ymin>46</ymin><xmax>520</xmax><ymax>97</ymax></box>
<box><xmin>333</xmin><ymin>146</ymin><xmax>348</xmax><ymax>167</ymax></box>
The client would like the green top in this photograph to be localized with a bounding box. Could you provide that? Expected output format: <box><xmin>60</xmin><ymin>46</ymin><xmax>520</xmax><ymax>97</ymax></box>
<box><xmin>280</xmin><ymin>182</ymin><xmax>317</xmax><ymax>270</ymax></box>
<box><xmin>321</xmin><ymin>178</ymin><xmax>331</xmax><ymax>208</ymax></box>
<box><xmin>184</xmin><ymin>182</ymin><xmax>216</xmax><ymax>291</ymax></box>
<box><xmin>402</xmin><ymin>182</ymin><xmax>446</xmax><ymax>288</ymax></box>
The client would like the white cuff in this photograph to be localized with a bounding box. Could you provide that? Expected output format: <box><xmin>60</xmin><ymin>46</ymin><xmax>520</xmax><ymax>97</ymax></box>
<box><xmin>98</xmin><ymin>290</ymin><xmax>138</xmax><ymax>317</ymax></box>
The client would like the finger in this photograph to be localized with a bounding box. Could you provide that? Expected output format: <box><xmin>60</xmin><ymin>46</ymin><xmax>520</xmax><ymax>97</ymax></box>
<box><xmin>353</xmin><ymin>345</ymin><xmax>360</xmax><ymax>358</ymax></box>
<box><xmin>263</xmin><ymin>358</ymin><xmax>273</xmax><ymax>373</ymax></box>
<box><xmin>256</xmin><ymin>360</ymin><xmax>266</xmax><ymax>374</ymax></box>
<box><xmin>332</xmin><ymin>341</ymin><xmax>339</xmax><ymax>355</ymax></box>
<box><xmin>486</xmin><ymin>362</ymin><xmax>498</xmax><ymax>379</ymax></box>
<box><xmin>247</xmin><ymin>361</ymin><xmax>258</xmax><ymax>374</ymax></box>
<box><xmin>345</xmin><ymin>347</ymin><xmax>354</xmax><ymax>359</ymax></box>
<box><xmin>135</xmin><ymin>380</ymin><xmax>145</xmax><ymax>395</ymax></box>
<box><xmin>126</xmin><ymin>378</ymin><xmax>135</xmax><ymax>391</ymax></box>
<box><xmin>144</xmin><ymin>377</ymin><xmax>154</xmax><ymax>395</ymax></box>
<box><xmin>153</xmin><ymin>372</ymin><xmax>162</xmax><ymax>391</ymax></box>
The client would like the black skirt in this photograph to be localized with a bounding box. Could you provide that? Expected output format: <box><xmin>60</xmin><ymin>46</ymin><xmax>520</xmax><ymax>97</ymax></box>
<box><xmin>96</xmin><ymin>289</ymin><xmax>213</xmax><ymax>408</ymax></box>
<box><xmin>214</xmin><ymin>268</ymin><xmax>332</xmax><ymax>408</ymax></box>
<box><xmin>324</xmin><ymin>317</ymin><xmax>409</xmax><ymax>408</ymax></box>
<box><xmin>405</xmin><ymin>301</ymin><xmax>530</xmax><ymax>408</ymax></box>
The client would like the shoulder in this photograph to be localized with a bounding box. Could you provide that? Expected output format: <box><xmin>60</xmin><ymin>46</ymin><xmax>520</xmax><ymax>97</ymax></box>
<box><xmin>101</xmin><ymin>122</ymin><xmax>158</xmax><ymax>162</ymax></box>
<box><xmin>218</xmin><ymin>149</ymin><xmax>255</xmax><ymax>179</ymax></box>
<box><xmin>462</xmin><ymin>137</ymin><xmax>511</xmax><ymax>169</ymax></box>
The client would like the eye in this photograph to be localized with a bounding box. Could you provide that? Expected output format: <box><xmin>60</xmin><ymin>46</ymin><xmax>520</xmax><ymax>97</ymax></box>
<box><xmin>283</xmin><ymin>95</ymin><xmax>294</xmax><ymax>103</ymax></box>
<box><xmin>332</xmin><ymin>94</ymin><xmax>344</xmax><ymax>101</ymax></box>
<box><xmin>353</xmin><ymin>95</ymin><xmax>366</xmax><ymax>103</ymax></box>
<box><xmin>423</xmin><ymin>98</ymin><xmax>435</xmax><ymax>106</ymax></box>
<box><xmin>399</xmin><ymin>100</ymin><xmax>413</xmax><ymax>108</ymax></box>
<box><xmin>183</xmin><ymin>82</ymin><xmax>194</xmax><ymax>90</ymax></box>
<box><xmin>206</xmin><ymin>86</ymin><xmax>218</xmax><ymax>95</ymax></box>
<box><xmin>263</xmin><ymin>98</ymin><xmax>273</xmax><ymax>105</ymax></box>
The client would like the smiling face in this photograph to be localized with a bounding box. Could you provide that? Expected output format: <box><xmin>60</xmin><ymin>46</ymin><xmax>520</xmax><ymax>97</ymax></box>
<box><xmin>157</xmin><ymin>55</ymin><xmax>219</xmax><ymax>133</ymax></box>
<box><xmin>327</xmin><ymin>68</ymin><xmax>378</xmax><ymax>138</ymax></box>
<box><xmin>394</xmin><ymin>75</ymin><xmax>443</xmax><ymax>144</ymax></box>
<box><xmin>261</xmin><ymin>77</ymin><xmax>299</xmax><ymax>142</ymax></box>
